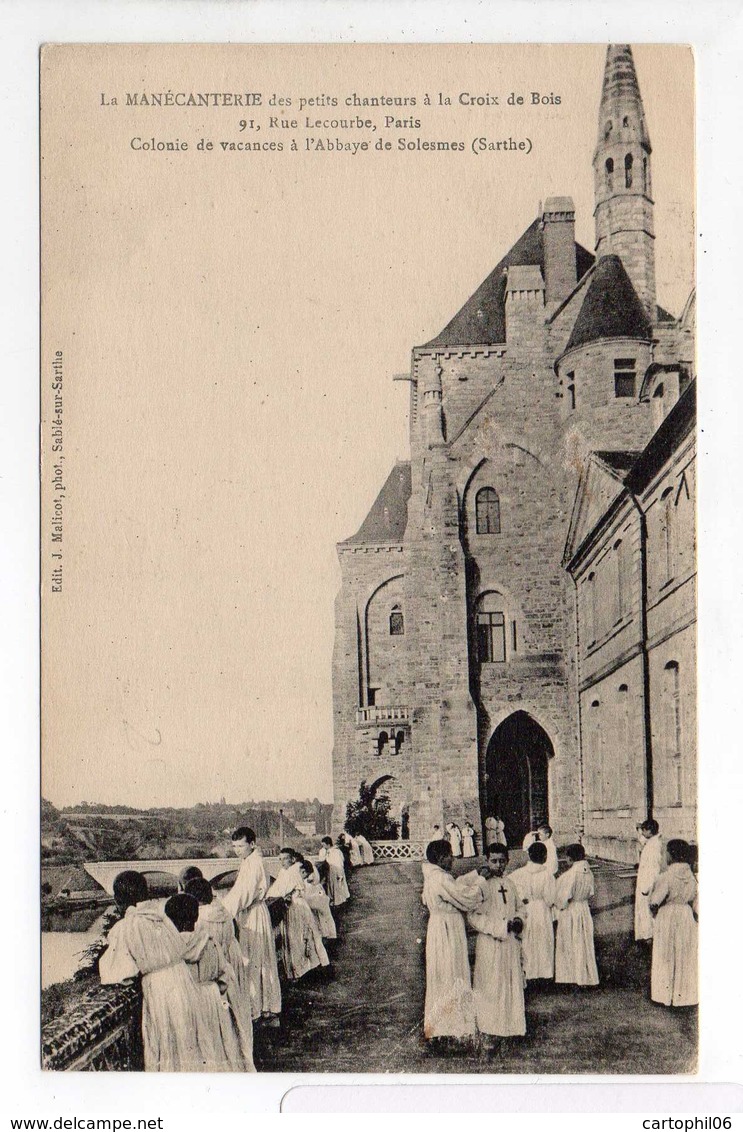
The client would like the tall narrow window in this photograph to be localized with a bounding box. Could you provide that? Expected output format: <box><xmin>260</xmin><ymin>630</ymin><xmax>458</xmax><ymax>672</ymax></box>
<box><xmin>624</xmin><ymin>153</ymin><xmax>633</xmax><ymax>188</ymax></box>
<box><xmin>613</xmin><ymin>539</ymin><xmax>625</xmax><ymax>624</ymax></box>
<box><xmin>614</xmin><ymin>358</ymin><xmax>636</xmax><ymax>399</ymax></box>
<box><xmin>664</xmin><ymin>662</ymin><xmax>682</xmax><ymax>805</ymax></box>
<box><xmin>588</xmin><ymin>700</ymin><xmax>603</xmax><ymax>810</ymax></box>
<box><xmin>476</xmin><ymin>592</ymin><xmax>509</xmax><ymax>664</ymax></box>
<box><xmin>643</xmin><ymin>156</ymin><xmax>650</xmax><ymax>194</ymax></box>
<box><xmin>477</xmin><ymin>611</ymin><xmax>506</xmax><ymax>663</ymax></box>
<box><xmin>660</xmin><ymin>486</ymin><xmax>675</xmax><ymax>584</ymax></box>
<box><xmin>475</xmin><ymin>487</ymin><xmax>501</xmax><ymax>534</ymax></box>
<box><xmin>614</xmin><ymin>684</ymin><xmax>631</xmax><ymax>808</ymax></box>
<box><xmin>604</xmin><ymin>119</ymin><xmax>613</xmax><ymax>139</ymax></box>
<box><xmin>622</xmin><ymin>115</ymin><xmax>630</xmax><ymax>127</ymax></box>
<box><xmin>389</xmin><ymin>604</ymin><xmax>404</xmax><ymax>635</ymax></box>
<box><xmin>567</xmin><ymin>371</ymin><xmax>576</xmax><ymax>410</ymax></box>
<box><xmin>605</xmin><ymin>157</ymin><xmax>614</xmax><ymax>192</ymax></box>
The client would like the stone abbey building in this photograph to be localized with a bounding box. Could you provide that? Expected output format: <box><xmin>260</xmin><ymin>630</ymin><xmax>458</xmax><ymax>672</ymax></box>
<box><xmin>331</xmin><ymin>46</ymin><xmax>696</xmax><ymax>862</ymax></box>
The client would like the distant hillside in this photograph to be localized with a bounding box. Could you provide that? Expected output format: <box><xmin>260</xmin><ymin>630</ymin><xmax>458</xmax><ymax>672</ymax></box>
<box><xmin>41</xmin><ymin>799</ymin><xmax>314</xmax><ymax>865</ymax></box>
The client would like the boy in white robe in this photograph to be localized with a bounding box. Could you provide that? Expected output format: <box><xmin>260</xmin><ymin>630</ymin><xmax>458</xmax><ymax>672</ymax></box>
<box><xmin>635</xmin><ymin>819</ymin><xmax>664</xmax><ymax>942</ymax></box>
<box><xmin>222</xmin><ymin>825</ymin><xmax>282</xmax><ymax>1021</ymax></box>
<box><xmin>461</xmin><ymin>821</ymin><xmax>477</xmax><ymax>858</ymax></box>
<box><xmin>299</xmin><ymin>859</ymin><xmax>337</xmax><ymax>940</ymax></box>
<box><xmin>538</xmin><ymin>825</ymin><xmax>559</xmax><ymax>877</ymax></box>
<box><xmin>345</xmin><ymin>834</ymin><xmax>363</xmax><ymax>868</ymax></box>
<box><xmin>268</xmin><ymin>849</ymin><xmax>330</xmax><ymax>981</ymax></box>
<box><xmin>355</xmin><ymin>833</ymin><xmax>375</xmax><ymax>865</ymax></box>
<box><xmin>164</xmin><ymin>893</ymin><xmax>249</xmax><ymax>1072</ymax></box>
<box><xmin>99</xmin><ymin>870</ymin><xmax>205</xmax><ymax>1072</ymax></box>
<box><xmin>649</xmin><ymin>838</ymin><xmax>698</xmax><ymax>1007</ymax></box>
<box><xmin>319</xmin><ymin>836</ymin><xmax>350</xmax><ymax>908</ymax></box>
<box><xmin>186</xmin><ymin>876</ymin><xmax>255</xmax><ymax>1071</ymax></box>
<box><xmin>446</xmin><ymin>822</ymin><xmax>463</xmax><ymax>858</ymax></box>
<box><xmin>468</xmin><ymin>845</ymin><xmax>526</xmax><ymax>1040</ymax></box>
<box><xmin>421</xmin><ymin>839</ymin><xmax>483</xmax><ymax>1043</ymax></box>
<box><xmin>554</xmin><ymin>843</ymin><xmax>599</xmax><ymax>987</ymax></box>
<box><xmin>510</xmin><ymin>842</ymin><xmax>557</xmax><ymax>981</ymax></box>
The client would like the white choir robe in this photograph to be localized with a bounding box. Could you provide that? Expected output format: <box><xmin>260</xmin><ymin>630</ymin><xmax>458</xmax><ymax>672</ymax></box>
<box><xmin>461</xmin><ymin>826</ymin><xmax>476</xmax><ymax>858</ymax></box>
<box><xmin>446</xmin><ymin>824</ymin><xmax>463</xmax><ymax>857</ymax></box>
<box><xmin>323</xmin><ymin>846</ymin><xmax>350</xmax><ymax>907</ymax></box>
<box><xmin>348</xmin><ymin>837</ymin><xmax>363</xmax><ymax>867</ymax></box>
<box><xmin>222</xmin><ymin>849</ymin><xmax>282</xmax><ymax>1019</ymax></box>
<box><xmin>356</xmin><ymin>834</ymin><xmax>375</xmax><ymax>865</ymax></box>
<box><xmin>542</xmin><ymin>837</ymin><xmax>559</xmax><ymax>877</ymax></box>
<box><xmin>649</xmin><ymin>862</ymin><xmax>698</xmax><ymax>1007</ymax></box>
<box><xmin>420</xmin><ymin>863</ymin><xmax>483</xmax><ymax>1039</ymax></box>
<box><xmin>635</xmin><ymin>834</ymin><xmax>664</xmax><ymax>941</ymax></box>
<box><xmin>554</xmin><ymin>861</ymin><xmax>599</xmax><ymax>986</ymax></box>
<box><xmin>484</xmin><ymin>818</ymin><xmax>507</xmax><ymax>848</ymax></box>
<box><xmin>180</xmin><ymin>929</ymin><xmax>249</xmax><ymax>1071</ymax></box>
<box><xmin>468</xmin><ymin>875</ymin><xmax>526</xmax><ymax>1037</ymax></box>
<box><xmin>267</xmin><ymin>863</ymin><xmax>329</xmax><ymax>981</ymax></box>
<box><xmin>99</xmin><ymin>901</ymin><xmax>207</xmax><ymax>1072</ymax></box>
<box><xmin>510</xmin><ymin>862</ymin><xmax>557</xmax><ymax>980</ymax></box>
<box><xmin>196</xmin><ymin>899</ymin><xmax>255</xmax><ymax>1070</ymax></box>
<box><xmin>303</xmin><ymin>879</ymin><xmax>337</xmax><ymax>939</ymax></box>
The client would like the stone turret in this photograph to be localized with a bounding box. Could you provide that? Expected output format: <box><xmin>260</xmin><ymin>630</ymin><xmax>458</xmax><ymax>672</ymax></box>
<box><xmin>593</xmin><ymin>45</ymin><xmax>656</xmax><ymax>322</ymax></box>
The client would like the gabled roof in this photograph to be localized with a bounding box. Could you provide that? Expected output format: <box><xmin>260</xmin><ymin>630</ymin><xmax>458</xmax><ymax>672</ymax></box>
<box><xmin>422</xmin><ymin>218</ymin><xmax>594</xmax><ymax>348</ymax></box>
<box><xmin>342</xmin><ymin>461</ymin><xmax>411</xmax><ymax>546</ymax></box>
<box><xmin>562</xmin><ymin>254</ymin><xmax>653</xmax><ymax>355</ymax></box>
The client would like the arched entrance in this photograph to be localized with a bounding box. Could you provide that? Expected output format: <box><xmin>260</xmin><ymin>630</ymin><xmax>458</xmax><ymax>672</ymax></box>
<box><xmin>484</xmin><ymin>711</ymin><xmax>553</xmax><ymax>847</ymax></box>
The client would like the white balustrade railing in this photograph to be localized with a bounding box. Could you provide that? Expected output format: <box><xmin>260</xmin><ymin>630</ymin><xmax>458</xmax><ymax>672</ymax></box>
<box><xmin>370</xmin><ymin>840</ymin><xmax>426</xmax><ymax>861</ymax></box>
<box><xmin>355</xmin><ymin>705</ymin><xmax>410</xmax><ymax>726</ymax></box>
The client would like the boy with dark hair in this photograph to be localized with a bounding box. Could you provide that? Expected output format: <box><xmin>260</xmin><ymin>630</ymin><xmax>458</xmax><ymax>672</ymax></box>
<box><xmin>319</xmin><ymin>835</ymin><xmax>350</xmax><ymax>909</ymax></box>
<box><xmin>554</xmin><ymin>844</ymin><xmax>599</xmax><ymax>987</ymax></box>
<box><xmin>421</xmin><ymin>839</ymin><xmax>483</xmax><ymax>1043</ymax></box>
<box><xmin>186</xmin><ymin>876</ymin><xmax>255</xmax><ymax>1071</ymax></box>
<box><xmin>649</xmin><ymin>838</ymin><xmax>698</xmax><ymax>1006</ymax></box>
<box><xmin>635</xmin><ymin>818</ymin><xmax>663</xmax><ymax>942</ymax></box>
<box><xmin>100</xmin><ymin>870</ymin><xmax>204</xmax><ymax>1072</ymax></box>
<box><xmin>222</xmin><ymin>826</ymin><xmax>281</xmax><ymax>1022</ymax></box>
<box><xmin>468</xmin><ymin>845</ymin><xmax>526</xmax><ymax>1040</ymax></box>
<box><xmin>164</xmin><ymin>894</ymin><xmax>249</xmax><ymax>1071</ymax></box>
<box><xmin>510</xmin><ymin>842</ymin><xmax>557</xmax><ymax>982</ymax></box>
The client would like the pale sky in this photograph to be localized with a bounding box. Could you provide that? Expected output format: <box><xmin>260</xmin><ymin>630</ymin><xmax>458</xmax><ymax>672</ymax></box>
<box><xmin>41</xmin><ymin>44</ymin><xmax>694</xmax><ymax>808</ymax></box>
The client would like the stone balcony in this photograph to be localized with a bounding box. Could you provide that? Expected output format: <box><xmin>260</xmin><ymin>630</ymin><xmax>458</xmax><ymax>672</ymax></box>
<box><xmin>355</xmin><ymin>705</ymin><xmax>410</xmax><ymax>728</ymax></box>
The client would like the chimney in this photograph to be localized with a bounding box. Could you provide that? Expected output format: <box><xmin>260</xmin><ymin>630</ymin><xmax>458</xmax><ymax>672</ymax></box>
<box><xmin>541</xmin><ymin>196</ymin><xmax>577</xmax><ymax>307</ymax></box>
<box><xmin>504</xmin><ymin>265</ymin><xmax>545</xmax><ymax>344</ymax></box>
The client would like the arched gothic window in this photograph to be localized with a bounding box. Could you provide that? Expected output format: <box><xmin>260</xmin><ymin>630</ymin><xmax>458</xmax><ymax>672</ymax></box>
<box><xmin>624</xmin><ymin>153</ymin><xmax>633</xmax><ymax>188</ymax></box>
<box><xmin>389</xmin><ymin>604</ymin><xmax>404</xmax><ymax>636</ymax></box>
<box><xmin>475</xmin><ymin>487</ymin><xmax>501</xmax><ymax>534</ymax></box>
<box><xmin>605</xmin><ymin>157</ymin><xmax>614</xmax><ymax>191</ymax></box>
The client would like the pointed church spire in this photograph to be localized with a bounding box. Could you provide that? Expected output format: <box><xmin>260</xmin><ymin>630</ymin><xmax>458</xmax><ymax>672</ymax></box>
<box><xmin>593</xmin><ymin>45</ymin><xmax>656</xmax><ymax>322</ymax></box>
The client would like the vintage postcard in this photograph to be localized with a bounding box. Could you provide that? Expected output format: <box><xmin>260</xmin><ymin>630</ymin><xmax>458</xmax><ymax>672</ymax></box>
<box><xmin>41</xmin><ymin>43</ymin><xmax>697</xmax><ymax>1076</ymax></box>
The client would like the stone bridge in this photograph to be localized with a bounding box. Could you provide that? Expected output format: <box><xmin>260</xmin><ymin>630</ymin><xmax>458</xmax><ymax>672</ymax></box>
<box><xmin>84</xmin><ymin>858</ymin><xmax>253</xmax><ymax>894</ymax></box>
<box><xmin>84</xmin><ymin>843</ymin><xmax>426</xmax><ymax>894</ymax></box>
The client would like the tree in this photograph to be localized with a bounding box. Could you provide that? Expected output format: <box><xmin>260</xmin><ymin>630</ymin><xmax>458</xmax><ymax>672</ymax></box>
<box><xmin>345</xmin><ymin>779</ymin><xmax>399</xmax><ymax>840</ymax></box>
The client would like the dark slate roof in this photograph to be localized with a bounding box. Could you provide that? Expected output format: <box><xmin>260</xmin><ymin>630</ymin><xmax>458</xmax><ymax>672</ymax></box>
<box><xmin>343</xmin><ymin>461</ymin><xmax>412</xmax><ymax>545</ymax></box>
<box><xmin>657</xmin><ymin>305</ymin><xmax>675</xmax><ymax>324</ymax></box>
<box><xmin>422</xmin><ymin>218</ymin><xmax>594</xmax><ymax>348</ymax></box>
<box><xmin>563</xmin><ymin>254</ymin><xmax>653</xmax><ymax>355</ymax></box>
<box><xmin>593</xmin><ymin>450</ymin><xmax>641</xmax><ymax>478</ymax></box>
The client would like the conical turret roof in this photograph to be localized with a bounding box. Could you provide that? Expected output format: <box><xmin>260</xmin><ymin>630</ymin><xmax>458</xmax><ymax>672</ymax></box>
<box><xmin>563</xmin><ymin>255</ymin><xmax>652</xmax><ymax>355</ymax></box>
<box><xmin>596</xmin><ymin>44</ymin><xmax>651</xmax><ymax>154</ymax></box>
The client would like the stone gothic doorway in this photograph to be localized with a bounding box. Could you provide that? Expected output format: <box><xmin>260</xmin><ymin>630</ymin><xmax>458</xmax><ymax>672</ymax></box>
<box><xmin>483</xmin><ymin>711</ymin><xmax>553</xmax><ymax>847</ymax></box>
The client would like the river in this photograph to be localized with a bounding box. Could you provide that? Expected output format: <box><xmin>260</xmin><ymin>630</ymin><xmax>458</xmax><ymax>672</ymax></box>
<box><xmin>42</xmin><ymin>914</ymin><xmax>107</xmax><ymax>989</ymax></box>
